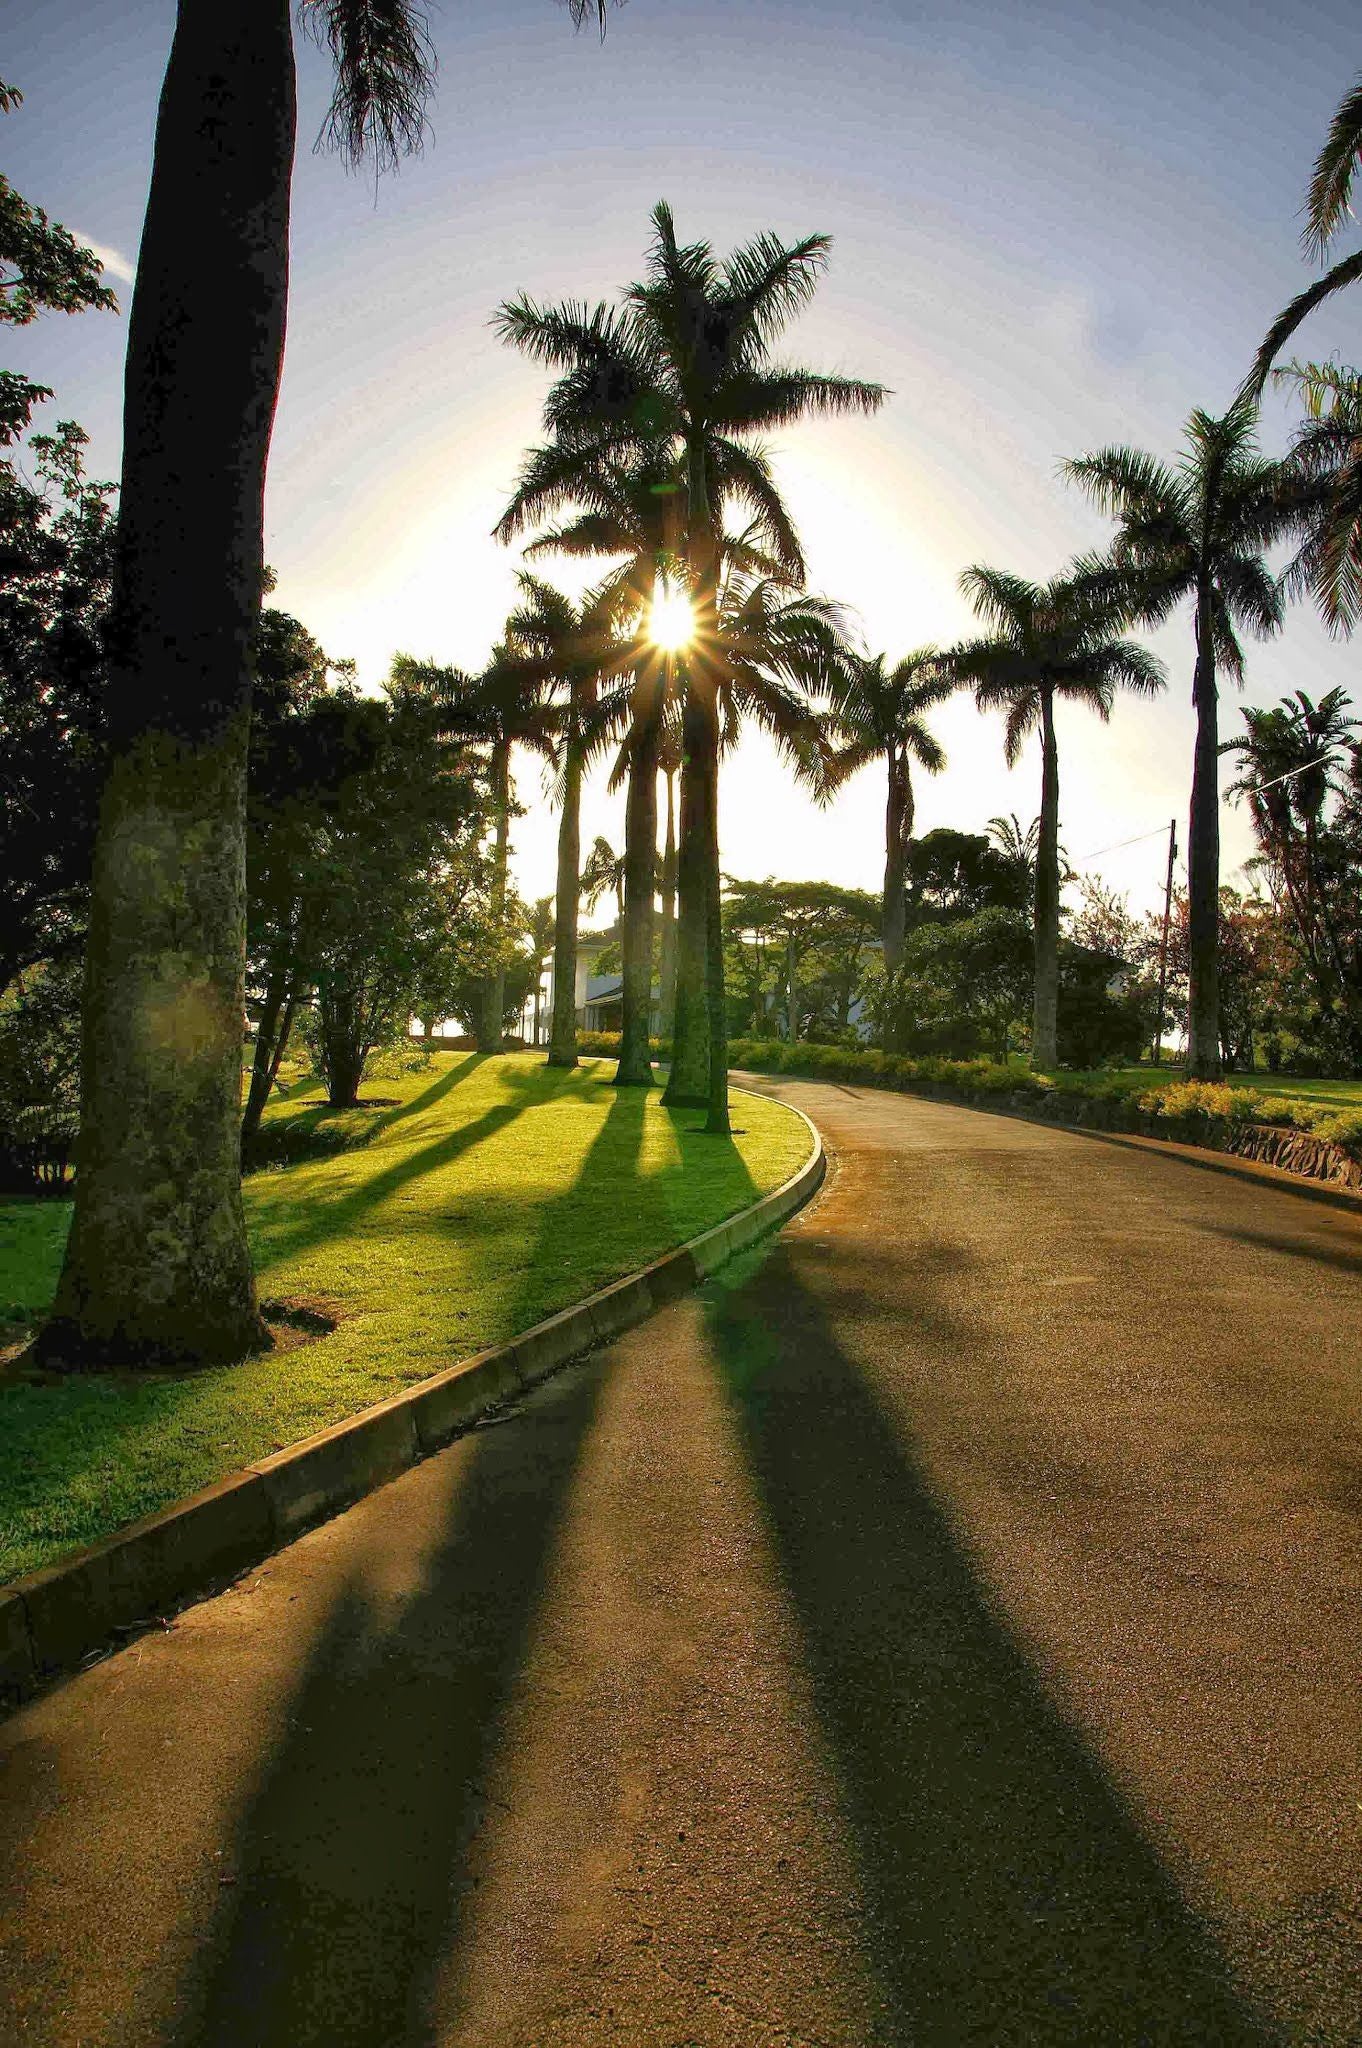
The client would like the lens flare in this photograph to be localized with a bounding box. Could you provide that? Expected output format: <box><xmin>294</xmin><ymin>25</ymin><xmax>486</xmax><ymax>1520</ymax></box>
<box><xmin>649</xmin><ymin>577</ymin><xmax>694</xmax><ymax>653</ymax></box>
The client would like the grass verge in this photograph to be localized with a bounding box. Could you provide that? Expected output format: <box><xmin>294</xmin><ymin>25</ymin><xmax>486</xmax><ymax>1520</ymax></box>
<box><xmin>0</xmin><ymin>1054</ymin><xmax>810</xmax><ymax>1582</ymax></box>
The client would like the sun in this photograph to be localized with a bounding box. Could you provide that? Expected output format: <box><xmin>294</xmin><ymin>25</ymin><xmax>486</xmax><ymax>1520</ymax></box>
<box><xmin>649</xmin><ymin>576</ymin><xmax>694</xmax><ymax>653</ymax></box>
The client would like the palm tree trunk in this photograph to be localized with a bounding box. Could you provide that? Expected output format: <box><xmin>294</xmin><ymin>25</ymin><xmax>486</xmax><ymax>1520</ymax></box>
<box><xmin>548</xmin><ymin>743</ymin><xmax>582</xmax><ymax>1068</ymax></box>
<box><xmin>661</xmin><ymin>686</ymin><xmax>711</xmax><ymax>1108</ymax></box>
<box><xmin>882</xmin><ymin>746</ymin><xmax>908</xmax><ymax>973</ymax></box>
<box><xmin>659</xmin><ymin>767</ymin><xmax>677</xmax><ymax>1028</ymax></box>
<box><xmin>785</xmin><ymin>931</ymin><xmax>798</xmax><ymax>1042</ymax></box>
<box><xmin>478</xmin><ymin>739</ymin><xmax>511</xmax><ymax>1053</ymax></box>
<box><xmin>616</xmin><ymin>709</ymin><xmax>660</xmax><ymax>1086</ymax></box>
<box><xmin>1186</xmin><ymin>600</ymin><xmax>1222</xmax><ymax>1078</ymax></box>
<box><xmin>40</xmin><ymin>0</ymin><xmax>293</xmax><ymax>1370</ymax></box>
<box><xmin>1032</xmin><ymin>686</ymin><xmax>1061</xmax><ymax>1069</ymax></box>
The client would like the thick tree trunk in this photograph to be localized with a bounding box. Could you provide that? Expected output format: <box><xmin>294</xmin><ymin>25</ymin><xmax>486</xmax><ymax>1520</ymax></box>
<box><xmin>40</xmin><ymin>0</ymin><xmax>293</xmax><ymax>1369</ymax></box>
<box><xmin>662</xmin><ymin>688</ymin><xmax>711</xmax><ymax>1108</ymax></box>
<box><xmin>478</xmin><ymin>740</ymin><xmax>511</xmax><ymax>1054</ymax></box>
<box><xmin>548</xmin><ymin>745</ymin><xmax>581</xmax><ymax>1068</ymax></box>
<box><xmin>882</xmin><ymin>747</ymin><xmax>908</xmax><ymax>975</ymax></box>
<box><xmin>1186</xmin><ymin>601</ymin><xmax>1222</xmax><ymax>1079</ymax></box>
<box><xmin>1031</xmin><ymin>686</ymin><xmax>1061</xmax><ymax>1069</ymax></box>
<box><xmin>659</xmin><ymin>769</ymin><xmax>677</xmax><ymax>1030</ymax></box>
<box><xmin>616</xmin><ymin>711</ymin><xmax>660</xmax><ymax>1086</ymax></box>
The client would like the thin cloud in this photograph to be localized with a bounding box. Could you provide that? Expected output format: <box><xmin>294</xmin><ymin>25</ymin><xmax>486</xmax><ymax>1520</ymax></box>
<box><xmin>70</xmin><ymin>230</ymin><xmax>135</xmax><ymax>285</ymax></box>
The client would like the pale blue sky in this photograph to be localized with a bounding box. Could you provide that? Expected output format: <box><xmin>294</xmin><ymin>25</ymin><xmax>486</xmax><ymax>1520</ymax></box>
<box><xmin>6</xmin><ymin>0</ymin><xmax>1359</xmax><ymax>913</ymax></box>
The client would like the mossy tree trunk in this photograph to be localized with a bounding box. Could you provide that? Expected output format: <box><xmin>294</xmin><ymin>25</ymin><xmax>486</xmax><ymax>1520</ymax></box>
<box><xmin>40</xmin><ymin>0</ymin><xmax>293</xmax><ymax>1369</ymax></box>
<box><xmin>616</xmin><ymin>704</ymin><xmax>660</xmax><ymax>1087</ymax></box>
<box><xmin>547</xmin><ymin>741</ymin><xmax>582</xmax><ymax>1069</ymax></box>
<box><xmin>1186</xmin><ymin>593</ymin><xmax>1222</xmax><ymax>1078</ymax></box>
<box><xmin>1031</xmin><ymin>684</ymin><xmax>1061</xmax><ymax>1071</ymax></box>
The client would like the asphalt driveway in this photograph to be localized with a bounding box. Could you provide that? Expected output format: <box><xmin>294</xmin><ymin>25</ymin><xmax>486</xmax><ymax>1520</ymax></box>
<box><xmin>1</xmin><ymin>1080</ymin><xmax>1359</xmax><ymax>2045</ymax></box>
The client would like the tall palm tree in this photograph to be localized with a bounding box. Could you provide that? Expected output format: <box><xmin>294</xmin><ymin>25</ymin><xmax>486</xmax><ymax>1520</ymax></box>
<box><xmin>42</xmin><ymin>0</ymin><xmax>610</xmax><ymax>1371</ymax></box>
<box><xmin>496</xmin><ymin>203</ymin><xmax>885</xmax><ymax>1132</ymax></box>
<box><xmin>823</xmin><ymin>650</ymin><xmax>951</xmax><ymax>973</ymax></box>
<box><xmin>1064</xmin><ymin>403</ymin><xmax>1287</xmax><ymax>1076</ymax></box>
<box><xmin>1273</xmin><ymin>359</ymin><xmax>1362</xmax><ymax>635</ymax></box>
<box><xmin>462</xmin><ymin>640</ymin><xmax>557</xmax><ymax>1054</ymax></box>
<box><xmin>505</xmin><ymin>573</ymin><xmax>628</xmax><ymax>1070</ymax></box>
<box><xmin>501</xmin><ymin>443</ymin><xmax>684</xmax><ymax>1088</ymax></box>
<box><xmin>947</xmin><ymin>569</ymin><xmax>1165</xmax><ymax>1069</ymax></box>
<box><xmin>1248</xmin><ymin>76</ymin><xmax>1362</xmax><ymax>397</ymax></box>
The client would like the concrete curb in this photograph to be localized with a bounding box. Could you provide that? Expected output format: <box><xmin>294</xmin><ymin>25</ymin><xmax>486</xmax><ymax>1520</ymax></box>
<box><xmin>0</xmin><ymin>1096</ymin><xmax>824</xmax><ymax>1711</ymax></box>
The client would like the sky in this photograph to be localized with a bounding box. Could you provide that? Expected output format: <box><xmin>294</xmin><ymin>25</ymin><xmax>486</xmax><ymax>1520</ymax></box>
<box><xmin>6</xmin><ymin>0</ymin><xmax>1361</xmax><ymax>922</ymax></box>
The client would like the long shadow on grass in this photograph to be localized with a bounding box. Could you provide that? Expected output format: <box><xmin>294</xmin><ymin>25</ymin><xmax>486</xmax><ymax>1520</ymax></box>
<box><xmin>705</xmin><ymin>1239</ymin><xmax>1276</xmax><ymax>2046</ymax></box>
<box><xmin>244</xmin><ymin>1057</ymin><xmax>487</xmax><ymax>1175</ymax></box>
<box><xmin>502</xmin><ymin>1070</ymin><xmax>759</xmax><ymax>1337</ymax></box>
<box><xmin>165</xmin><ymin>1355</ymin><xmax>608</xmax><ymax>2048</ymax></box>
<box><xmin>250</xmin><ymin>1062</ymin><xmax>584</xmax><ymax>1278</ymax></box>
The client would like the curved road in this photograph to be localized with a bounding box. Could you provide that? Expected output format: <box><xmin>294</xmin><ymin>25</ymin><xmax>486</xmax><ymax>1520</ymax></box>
<box><xmin>2</xmin><ymin>1080</ymin><xmax>1360</xmax><ymax>2045</ymax></box>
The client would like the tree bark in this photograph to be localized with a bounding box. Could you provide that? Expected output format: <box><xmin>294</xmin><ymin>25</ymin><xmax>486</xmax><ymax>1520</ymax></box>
<box><xmin>882</xmin><ymin>746</ymin><xmax>908</xmax><ymax>975</ymax></box>
<box><xmin>659</xmin><ymin>767</ymin><xmax>677</xmax><ymax>1031</ymax></box>
<box><xmin>661</xmin><ymin>686</ymin><xmax>711</xmax><ymax>1107</ymax></box>
<box><xmin>40</xmin><ymin>0</ymin><xmax>293</xmax><ymax>1369</ymax></box>
<box><xmin>616</xmin><ymin>707</ymin><xmax>660</xmax><ymax>1086</ymax></box>
<box><xmin>242</xmin><ymin>950</ymin><xmax>291</xmax><ymax>1147</ymax></box>
<box><xmin>1186</xmin><ymin>597</ymin><xmax>1222</xmax><ymax>1078</ymax></box>
<box><xmin>1031</xmin><ymin>685</ymin><xmax>1061</xmax><ymax>1069</ymax></box>
<box><xmin>547</xmin><ymin>743</ymin><xmax>581</xmax><ymax>1068</ymax></box>
<box><xmin>478</xmin><ymin>739</ymin><xmax>511</xmax><ymax>1053</ymax></box>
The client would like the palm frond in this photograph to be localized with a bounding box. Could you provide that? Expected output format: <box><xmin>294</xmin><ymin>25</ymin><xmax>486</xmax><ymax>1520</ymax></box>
<box><xmin>303</xmin><ymin>0</ymin><xmax>436</xmax><ymax>171</ymax></box>
<box><xmin>1305</xmin><ymin>76</ymin><xmax>1362</xmax><ymax>257</ymax></box>
<box><xmin>1245</xmin><ymin>249</ymin><xmax>1362</xmax><ymax>398</ymax></box>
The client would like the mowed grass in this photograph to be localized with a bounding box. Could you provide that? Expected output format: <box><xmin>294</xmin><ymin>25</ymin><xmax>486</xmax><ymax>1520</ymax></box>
<box><xmin>1046</xmin><ymin>1066</ymin><xmax>1362</xmax><ymax>1113</ymax></box>
<box><xmin>0</xmin><ymin>1053</ymin><xmax>811</xmax><ymax>1581</ymax></box>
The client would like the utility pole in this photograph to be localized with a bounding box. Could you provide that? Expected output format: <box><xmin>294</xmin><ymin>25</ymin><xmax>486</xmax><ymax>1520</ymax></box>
<box><xmin>1151</xmin><ymin>817</ymin><xmax>1177</xmax><ymax>1067</ymax></box>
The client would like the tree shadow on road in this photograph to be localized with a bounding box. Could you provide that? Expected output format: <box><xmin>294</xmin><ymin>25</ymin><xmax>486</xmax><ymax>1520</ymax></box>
<box><xmin>705</xmin><ymin>1236</ymin><xmax>1278</xmax><ymax>2046</ymax></box>
<box><xmin>166</xmin><ymin>1355</ymin><xmax>608</xmax><ymax>2048</ymax></box>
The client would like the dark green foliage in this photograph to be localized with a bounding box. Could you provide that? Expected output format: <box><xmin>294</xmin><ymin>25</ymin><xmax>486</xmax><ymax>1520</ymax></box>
<box><xmin>0</xmin><ymin>956</ymin><xmax>82</xmax><ymax>1192</ymax></box>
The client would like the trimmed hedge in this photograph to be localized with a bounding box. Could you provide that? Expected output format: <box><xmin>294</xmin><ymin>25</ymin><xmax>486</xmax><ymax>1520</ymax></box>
<box><xmin>572</xmin><ymin>1031</ymin><xmax>1362</xmax><ymax>1170</ymax></box>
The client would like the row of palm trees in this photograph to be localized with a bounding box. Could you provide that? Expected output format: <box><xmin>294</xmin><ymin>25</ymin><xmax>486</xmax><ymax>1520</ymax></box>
<box><xmin>41</xmin><ymin>16</ymin><xmax>1362</xmax><ymax>1368</ymax></box>
<box><xmin>486</xmin><ymin>82</ymin><xmax>1362</xmax><ymax>1105</ymax></box>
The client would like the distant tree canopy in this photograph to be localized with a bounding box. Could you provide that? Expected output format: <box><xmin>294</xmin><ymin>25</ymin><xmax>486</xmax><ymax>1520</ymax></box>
<box><xmin>723</xmin><ymin>878</ymin><xmax>880</xmax><ymax>1041</ymax></box>
<box><xmin>904</xmin><ymin>828</ymin><xmax>1031</xmax><ymax>925</ymax></box>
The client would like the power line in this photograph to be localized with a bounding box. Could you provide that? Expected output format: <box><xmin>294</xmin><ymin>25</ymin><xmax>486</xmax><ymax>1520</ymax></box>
<box><xmin>1072</xmin><ymin>753</ymin><xmax>1336</xmax><ymax>867</ymax></box>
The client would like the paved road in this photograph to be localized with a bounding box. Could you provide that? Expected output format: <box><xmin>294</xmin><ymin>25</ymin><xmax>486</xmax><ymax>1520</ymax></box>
<box><xmin>2</xmin><ymin>1081</ymin><xmax>1361</xmax><ymax>2046</ymax></box>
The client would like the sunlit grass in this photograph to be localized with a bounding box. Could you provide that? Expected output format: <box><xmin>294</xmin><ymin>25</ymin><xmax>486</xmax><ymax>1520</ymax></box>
<box><xmin>1046</xmin><ymin>1065</ymin><xmax>1362</xmax><ymax>1113</ymax></box>
<box><xmin>0</xmin><ymin>1054</ymin><xmax>810</xmax><ymax>1581</ymax></box>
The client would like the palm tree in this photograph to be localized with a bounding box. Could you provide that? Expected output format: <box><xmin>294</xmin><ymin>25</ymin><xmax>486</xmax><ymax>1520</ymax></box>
<box><xmin>823</xmin><ymin>650</ymin><xmax>951</xmax><ymax>973</ymax></box>
<box><xmin>1247</xmin><ymin>77</ymin><xmax>1362</xmax><ymax>397</ymax></box>
<box><xmin>1273</xmin><ymin>360</ymin><xmax>1362</xmax><ymax>635</ymax></box>
<box><xmin>41</xmin><ymin>0</ymin><xmax>610</xmax><ymax>1370</ymax></box>
<box><xmin>500</xmin><ymin>443</ymin><xmax>683</xmax><ymax>1088</ymax></box>
<box><xmin>496</xmin><ymin>203</ymin><xmax>886</xmax><ymax>1132</ymax></box>
<box><xmin>947</xmin><ymin>569</ymin><xmax>1165</xmax><ymax>1069</ymax></box>
<box><xmin>505</xmin><ymin>573</ymin><xmax>628</xmax><ymax>1070</ymax></box>
<box><xmin>1064</xmin><ymin>403</ymin><xmax>1287</xmax><ymax>1076</ymax></box>
<box><xmin>462</xmin><ymin>641</ymin><xmax>557</xmax><ymax>1054</ymax></box>
<box><xmin>987</xmin><ymin>813</ymin><xmax>1042</xmax><ymax>898</ymax></box>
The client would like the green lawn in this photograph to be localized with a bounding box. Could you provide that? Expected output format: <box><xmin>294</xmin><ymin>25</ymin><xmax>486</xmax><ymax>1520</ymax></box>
<box><xmin>1045</xmin><ymin>1066</ymin><xmax>1362</xmax><ymax>1113</ymax></box>
<box><xmin>0</xmin><ymin>1053</ymin><xmax>811</xmax><ymax>1582</ymax></box>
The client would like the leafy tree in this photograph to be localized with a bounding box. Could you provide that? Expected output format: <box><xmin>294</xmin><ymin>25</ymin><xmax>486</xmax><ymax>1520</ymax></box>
<box><xmin>1065</xmin><ymin>404</ymin><xmax>1287</xmax><ymax>1076</ymax></box>
<box><xmin>875</xmin><ymin>907</ymin><xmax>1033</xmax><ymax>1061</ymax></box>
<box><xmin>823</xmin><ymin>651</ymin><xmax>950</xmax><ymax>972</ymax></box>
<box><xmin>904</xmin><ymin>827</ymin><xmax>1028</xmax><ymax>925</ymax></box>
<box><xmin>496</xmin><ymin>203</ymin><xmax>885</xmax><ymax>1132</ymax></box>
<box><xmin>43</xmin><ymin>1</ymin><xmax>615</xmax><ymax>1372</ymax></box>
<box><xmin>947</xmin><ymin>566</ymin><xmax>1164</xmax><ymax>1069</ymax></box>
<box><xmin>0</xmin><ymin>955</ymin><xmax>83</xmax><ymax>1193</ymax></box>
<box><xmin>1</xmin><ymin>79</ymin><xmax>117</xmax><ymax>443</ymax></box>
<box><xmin>0</xmin><ymin>422</ymin><xmax>115</xmax><ymax>983</ymax></box>
<box><xmin>723</xmin><ymin>879</ymin><xmax>879</xmax><ymax>1041</ymax></box>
